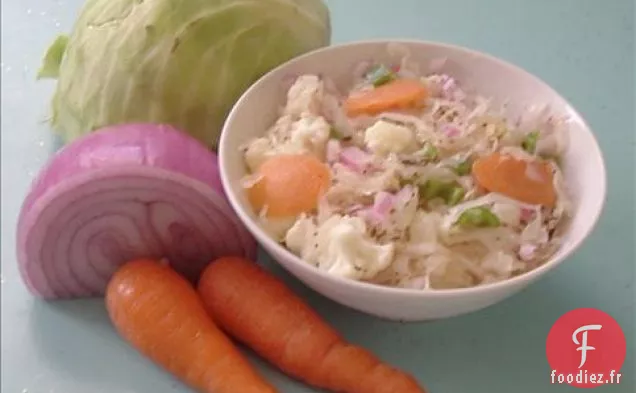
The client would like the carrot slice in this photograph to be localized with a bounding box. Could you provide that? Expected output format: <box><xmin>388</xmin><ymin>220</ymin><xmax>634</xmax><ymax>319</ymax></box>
<box><xmin>344</xmin><ymin>78</ymin><xmax>428</xmax><ymax>116</ymax></box>
<box><xmin>106</xmin><ymin>259</ymin><xmax>277</xmax><ymax>393</ymax></box>
<box><xmin>472</xmin><ymin>152</ymin><xmax>557</xmax><ymax>207</ymax></box>
<box><xmin>246</xmin><ymin>153</ymin><xmax>331</xmax><ymax>218</ymax></box>
<box><xmin>197</xmin><ymin>257</ymin><xmax>428</xmax><ymax>393</ymax></box>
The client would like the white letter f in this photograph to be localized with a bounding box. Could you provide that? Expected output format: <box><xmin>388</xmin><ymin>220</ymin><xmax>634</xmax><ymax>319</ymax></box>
<box><xmin>572</xmin><ymin>324</ymin><xmax>602</xmax><ymax>368</ymax></box>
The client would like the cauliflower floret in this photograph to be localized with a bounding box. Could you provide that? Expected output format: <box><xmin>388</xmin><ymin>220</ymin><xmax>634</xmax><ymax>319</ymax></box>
<box><xmin>285</xmin><ymin>214</ymin><xmax>395</xmax><ymax>280</ymax></box>
<box><xmin>284</xmin><ymin>75</ymin><xmax>324</xmax><ymax>117</ymax></box>
<box><xmin>278</xmin><ymin>115</ymin><xmax>330</xmax><ymax>158</ymax></box>
<box><xmin>364</xmin><ymin>120</ymin><xmax>414</xmax><ymax>155</ymax></box>
<box><xmin>243</xmin><ymin>114</ymin><xmax>330</xmax><ymax>172</ymax></box>
<box><xmin>267</xmin><ymin>114</ymin><xmax>296</xmax><ymax>143</ymax></box>
<box><xmin>244</xmin><ymin>137</ymin><xmax>274</xmax><ymax>172</ymax></box>
<box><xmin>285</xmin><ymin>215</ymin><xmax>320</xmax><ymax>260</ymax></box>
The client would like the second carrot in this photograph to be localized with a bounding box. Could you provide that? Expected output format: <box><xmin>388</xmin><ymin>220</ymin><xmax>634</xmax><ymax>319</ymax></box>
<box><xmin>197</xmin><ymin>256</ymin><xmax>428</xmax><ymax>393</ymax></box>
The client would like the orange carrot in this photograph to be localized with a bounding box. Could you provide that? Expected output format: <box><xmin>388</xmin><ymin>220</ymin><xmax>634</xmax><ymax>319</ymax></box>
<box><xmin>106</xmin><ymin>259</ymin><xmax>277</xmax><ymax>393</ymax></box>
<box><xmin>344</xmin><ymin>78</ymin><xmax>428</xmax><ymax>116</ymax></box>
<box><xmin>246</xmin><ymin>153</ymin><xmax>331</xmax><ymax>218</ymax></box>
<box><xmin>472</xmin><ymin>152</ymin><xmax>557</xmax><ymax>207</ymax></box>
<box><xmin>197</xmin><ymin>257</ymin><xmax>428</xmax><ymax>393</ymax></box>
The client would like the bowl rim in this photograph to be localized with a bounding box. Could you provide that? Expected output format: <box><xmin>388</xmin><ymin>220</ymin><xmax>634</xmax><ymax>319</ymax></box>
<box><xmin>219</xmin><ymin>38</ymin><xmax>607</xmax><ymax>298</ymax></box>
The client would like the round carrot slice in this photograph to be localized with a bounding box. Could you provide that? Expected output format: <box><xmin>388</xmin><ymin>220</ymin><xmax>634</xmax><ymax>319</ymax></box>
<box><xmin>344</xmin><ymin>79</ymin><xmax>428</xmax><ymax>116</ymax></box>
<box><xmin>472</xmin><ymin>152</ymin><xmax>557</xmax><ymax>207</ymax></box>
<box><xmin>246</xmin><ymin>153</ymin><xmax>331</xmax><ymax>218</ymax></box>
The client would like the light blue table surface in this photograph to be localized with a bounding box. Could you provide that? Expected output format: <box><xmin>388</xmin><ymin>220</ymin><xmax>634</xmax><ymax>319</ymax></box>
<box><xmin>1</xmin><ymin>1</ymin><xmax>634</xmax><ymax>392</ymax></box>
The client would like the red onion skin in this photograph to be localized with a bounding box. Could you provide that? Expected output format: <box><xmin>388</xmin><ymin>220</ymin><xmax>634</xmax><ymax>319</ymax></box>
<box><xmin>17</xmin><ymin>124</ymin><xmax>257</xmax><ymax>299</ymax></box>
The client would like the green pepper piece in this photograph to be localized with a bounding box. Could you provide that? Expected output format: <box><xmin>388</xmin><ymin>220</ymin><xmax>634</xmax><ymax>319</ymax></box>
<box><xmin>453</xmin><ymin>158</ymin><xmax>472</xmax><ymax>176</ymax></box>
<box><xmin>521</xmin><ymin>131</ymin><xmax>540</xmax><ymax>154</ymax></box>
<box><xmin>419</xmin><ymin>179</ymin><xmax>465</xmax><ymax>206</ymax></box>
<box><xmin>420</xmin><ymin>143</ymin><xmax>439</xmax><ymax>160</ymax></box>
<box><xmin>367</xmin><ymin>64</ymin><xmax>396</xmax><ymax>87</ymax></box>
<box><xmin>419</xmin><ymin>179</ymin><xmax>446</xmax><ymax>201</ymax></box>
<box><xmin>457</xmin><ymin>206</ymin><xmax>501</xmax><ymax>228</ymax></box>
<box><xmin>446</xmin><ymin>186</ymin><xmax>466</xmax><ymax>206</ymax></box>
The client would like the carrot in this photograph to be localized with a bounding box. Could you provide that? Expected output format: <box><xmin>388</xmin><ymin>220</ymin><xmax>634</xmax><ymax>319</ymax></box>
<box><xmin>472</xmin><ymin>152</ymin><xmax>557</xmax><ymax>207</ymax></box>
<box><xmin>105</xmin><ymin>259</ymin><xmax>277</xmax><ymax>393</ymax></box>
<box><xmin>246</xmin><ymin>153</ymin><xmax>331</xmax><ymax>218</ymax></box>
<box><xmin>344</xmin><ymin>78</ymin><xmax>428</xmax><ymax>116</ymax></box>
<box><xmin>197</xmin><ymin>257</ymin><xmax>428</xmax><ymax>393</ymax></box>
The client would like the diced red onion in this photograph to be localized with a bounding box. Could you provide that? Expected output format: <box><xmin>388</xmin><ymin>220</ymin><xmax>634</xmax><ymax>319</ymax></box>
<box><xmin>520</xmin><ymin>207</ymin><xmax>535</xmax><ymax>222</ymax></box>
<box><xmin>361</xmin><ymin>192</ymin><xmax>393</xmax><ymax>224</ymax></box>
<box><xmin>17</xmin><ymin>123</ymin><xmax>256</xmax><ymax>300</ymax></box>
<box><xmin>438</xmin><ymin>74</ymin><xmax>462</xmax><ymax>100</ymax></box>
<box><xmin>339</xmin><ymin>146</ymin><xmax>373</xmax><ymax>173</ymax></box>
<box><xmin>441</xmin><ymin>124</ymin><xmax>461</xmax><ymax>138</ymax></box>
<box><xmin>518</xmin><ymin>244</ymin><xmax>537</xmax><ymax>261</ymax></box>
<box><xmin>364</xmin><ymin>186</ymin><xmax>414</xmax><ymax>224</ymax></box>
<box><xmin>374</xmin><ymin>192</ymin><xmax>395</xmax><ymax>215</ymax></box>
<box><xmin>442</xmin><ymin>76</ymin><xmax>456</xmax><ymax>92</ymax></box>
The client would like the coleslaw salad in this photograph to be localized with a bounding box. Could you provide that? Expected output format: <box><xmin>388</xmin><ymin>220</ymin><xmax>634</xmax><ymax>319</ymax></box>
<box><xmin>239</xmin><ymin>44</ymin><xmax>573</xmax><ymax>290</ymax></box>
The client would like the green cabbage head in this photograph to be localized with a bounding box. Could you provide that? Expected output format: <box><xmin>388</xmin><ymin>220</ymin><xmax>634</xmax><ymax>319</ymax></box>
<box><xmin>39</xmin><ymin>0</ymin><xmax>331</xmax><ymax>150</ymax></box>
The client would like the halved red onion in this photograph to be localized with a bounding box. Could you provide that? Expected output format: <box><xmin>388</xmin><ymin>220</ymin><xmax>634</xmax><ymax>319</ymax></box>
<box><xmin>17</xmin><ymin>123</ymin><xmax>256</xmax><ymax>299</ymax></box>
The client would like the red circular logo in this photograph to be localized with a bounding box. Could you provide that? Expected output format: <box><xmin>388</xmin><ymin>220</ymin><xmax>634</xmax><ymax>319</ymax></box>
<box><xmin>546</xmin><ymin>308</ymin><xmax>626</xmax><ymax>388</ymax></box>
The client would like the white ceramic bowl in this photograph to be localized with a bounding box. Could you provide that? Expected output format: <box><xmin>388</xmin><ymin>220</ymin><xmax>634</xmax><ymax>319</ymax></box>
<box><xmin>219</xmin><ymin>40</ymin><xmax>606</xmax><ymax>321</ymax></box>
